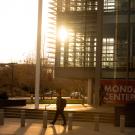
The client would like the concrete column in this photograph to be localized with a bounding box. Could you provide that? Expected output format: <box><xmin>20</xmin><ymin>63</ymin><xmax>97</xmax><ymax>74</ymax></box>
<box><xmin>130</xmin><ymin>24</ymin><xmax>133</xmax><ymax>68</ymax></box>
<box><xmin>87</xmin><ymin>79</ymin><xmax>93</xmax><ymax>105</ymax></box>
<box><xmin>95</xmin><ymin>0</ymin><xmax>103</xmax><ymax>106</ymax></box>
<box><xmin>0</xmin><ymin>109</ymin><xmax>4</xmax><ymax>125</ymax></box>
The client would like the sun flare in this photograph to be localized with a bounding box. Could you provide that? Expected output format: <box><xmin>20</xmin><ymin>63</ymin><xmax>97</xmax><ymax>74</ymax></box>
<box><xmin>58</xmin><ymin>26</ymin><xmax>68</xmax><ymax>42</ymax></box>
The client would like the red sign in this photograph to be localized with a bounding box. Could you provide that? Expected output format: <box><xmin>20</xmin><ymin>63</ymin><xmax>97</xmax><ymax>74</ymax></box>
<box><xmin>101</xmin><ymin>80</ymin><xmax>135</xmax><ymax>104</ymax></box>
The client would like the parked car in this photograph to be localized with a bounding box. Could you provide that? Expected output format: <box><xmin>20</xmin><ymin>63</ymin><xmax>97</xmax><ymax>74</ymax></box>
<box><xmin>45</xmin><ymin>91</ymin><xmax>57</xmax><ymax>97</ymax></box>
<box><xmin>70</xmin><ymin>92</ymin><xmax>83</xmax><ymax>99</ymax></box>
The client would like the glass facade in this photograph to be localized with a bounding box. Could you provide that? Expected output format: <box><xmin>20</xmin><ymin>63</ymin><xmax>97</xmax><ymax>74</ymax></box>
<box><xmin>44</xmin><ymin>0</ymin><xmax>56</xmax><ymax>65</ymax></box>
<box><xmin>102</xmin><ymin>0</ymin><xmax>135</xmax><ymax>69</ymax></box>
<box><xmin>56</xmin><ymin>0</ymin><xmax>98</xmax><ymax>67</ymax></box>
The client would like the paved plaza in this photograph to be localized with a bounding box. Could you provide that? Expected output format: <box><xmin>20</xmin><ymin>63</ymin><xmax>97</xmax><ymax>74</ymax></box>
<box><xmin>0</xmin><ymin>118</ymin><xmax>135</xmax><ymax>135</ymax></box>
<box><xmin>2</xmin><ymin>102</ymin><xmax>135</xmax><ymax>135</ymax></box>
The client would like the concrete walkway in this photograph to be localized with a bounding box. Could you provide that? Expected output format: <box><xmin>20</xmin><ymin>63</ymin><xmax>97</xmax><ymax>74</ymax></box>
<box><xmin>9</xmin><ymin>97</ymin><xmax>114</xmax><ymax>113</ymax></box>
<box><xmin>0</xmin><ymin>118</ymin><xmax>135</xmax><ymax>135</ymax></box>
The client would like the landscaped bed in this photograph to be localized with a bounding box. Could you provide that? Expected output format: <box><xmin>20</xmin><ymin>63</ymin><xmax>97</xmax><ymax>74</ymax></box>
<box><xmin>27</xmin><ymin>98</ymin><xmax>86</xmax><ymax>104</ymax></box>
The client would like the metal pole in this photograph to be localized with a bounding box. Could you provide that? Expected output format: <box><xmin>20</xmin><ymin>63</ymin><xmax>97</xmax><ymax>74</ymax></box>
<box><xmin>94</xmin><ymin>115</ymin><xmax>100</xmax><ymax>131</ymax></box>
<box><xmin>21</xmin><ymin>110</ymin><xmax>25</xmax><ymax>127</ymax></box>
<box><xmin>43</xmin><ymin>111</ymin><xmax>48</xmax><ymax>128</ymax></box>
<box><xmin>35</xmin><ymin>0</ymin><xmax>43</xmax><ymax>109</ymax></box>
<box><xmin>87</xmin><ymin>79</ymin><xmax>92</xmax><ymax>104</ymax></box>
<box><xmin>120</xmin><ymin>115</ymin><xmax>125</xmax><ymax>133</ymax></box>
<box><xmin>68</xmin><ymin>113</ymin><xmax>73</xmax><ymax>130</ymax></box>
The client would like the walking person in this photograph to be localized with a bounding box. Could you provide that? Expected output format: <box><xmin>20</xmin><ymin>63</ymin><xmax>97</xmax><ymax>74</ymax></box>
<box><xmin>99</xmin><ymin>86</ymin><xmax>105</xmax><ymax>105</ymax></box>
<box><xmin>50</xmin><ymin>89</ymin><xmax>67</xmax><ymax>126</ymax></box>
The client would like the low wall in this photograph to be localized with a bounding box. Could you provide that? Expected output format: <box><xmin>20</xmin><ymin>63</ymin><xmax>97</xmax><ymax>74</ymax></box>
<box><xmin>0</xmin><ymin>99</ymin><xmax>26</xmax><ymax>107</ymax></box>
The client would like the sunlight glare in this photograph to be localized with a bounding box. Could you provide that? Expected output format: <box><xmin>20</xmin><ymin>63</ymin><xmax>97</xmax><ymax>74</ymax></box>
<box><xmin>58</xmin><ymin>26</ymin><xmax>68</xmax><ymax>42</ymax></box>
<box><xmin>0</xmin><ymin>0</ymin><xmax>38</xmax><ymax>63</ymax></box>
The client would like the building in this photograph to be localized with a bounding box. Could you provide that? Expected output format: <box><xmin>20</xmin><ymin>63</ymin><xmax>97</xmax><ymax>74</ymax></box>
<box><xmin>47</xmin><ymin>0</ymin><xmax>135</xmax><ymax>105</ymax></box>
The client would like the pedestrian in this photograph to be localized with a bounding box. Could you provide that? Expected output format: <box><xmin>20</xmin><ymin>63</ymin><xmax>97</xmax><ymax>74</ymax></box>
<box><xmin>50</xmin><ymin>89</ymin><xmax>67</xmax><ymax>126</ymax></box>
<box><xmin>99</xmin><ymin>85</ymin><xmax>105</xmax><ymax>105</ymax></box>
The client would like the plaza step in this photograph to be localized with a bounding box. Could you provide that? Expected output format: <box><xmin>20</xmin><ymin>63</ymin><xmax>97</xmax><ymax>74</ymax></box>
<box><xmin>3</xmin><ymin>108</ymin><xmax>114</xmax><ymax>124</ymax></box>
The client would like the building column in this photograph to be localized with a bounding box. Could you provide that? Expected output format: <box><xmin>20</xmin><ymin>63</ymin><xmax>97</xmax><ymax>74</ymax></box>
<box><xmin>130</xmin><ymin>24</ymin><xmax>133</xmax><ymax>68</ymax></box>
<box><xmin>87</xmin><ymin>79</ymin><xmax>93</xmax><ymax>105</ymax></box>
<box><xmin>95</xmin><ymin>0</ymin><xmax>103</xmax><ymax>106</ymax></box>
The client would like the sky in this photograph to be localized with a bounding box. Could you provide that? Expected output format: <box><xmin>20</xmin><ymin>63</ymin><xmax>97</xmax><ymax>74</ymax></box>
<box><xmin>0</xmin><ymin>0</ymin><xmax>45</xmax><ymax>63</ymax></box>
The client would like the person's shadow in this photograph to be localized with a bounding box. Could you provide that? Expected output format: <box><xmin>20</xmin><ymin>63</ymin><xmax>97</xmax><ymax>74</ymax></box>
<box><xmin>51</xmin><ymin>125</ymin><xmax>66</xmax><ymax>135</ymax></box>
<box><xmin>39</xmin><ymin>128</ymin><xmax>46</xmax><ymax>135</ymax></box>
<box><xmin>39</xmin><ymin>124</ymin><xmax>66</xmax><ymax>135</ymax></box>
<box><xmin>14</xmin><ymin>122</ymin><xmax>32</xmax><ymax>135</ymax></box>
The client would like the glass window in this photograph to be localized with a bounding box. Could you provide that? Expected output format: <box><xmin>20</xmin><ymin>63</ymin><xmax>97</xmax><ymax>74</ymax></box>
<box><xmin>104</xmin><ymin>0</ymin><xmax>115</xmax><ymax>12</ymax></box>
<box><xmin>102</xmin><ymin>38</ymin><xmax>114</xmax><ymax>68</ymax></box>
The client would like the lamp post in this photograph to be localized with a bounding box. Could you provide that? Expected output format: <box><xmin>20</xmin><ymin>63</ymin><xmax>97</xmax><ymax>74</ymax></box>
<box><xmin>35</xmin><ymin>0</ymin><xmax>43</xmax><ymax>109</ymax></box>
